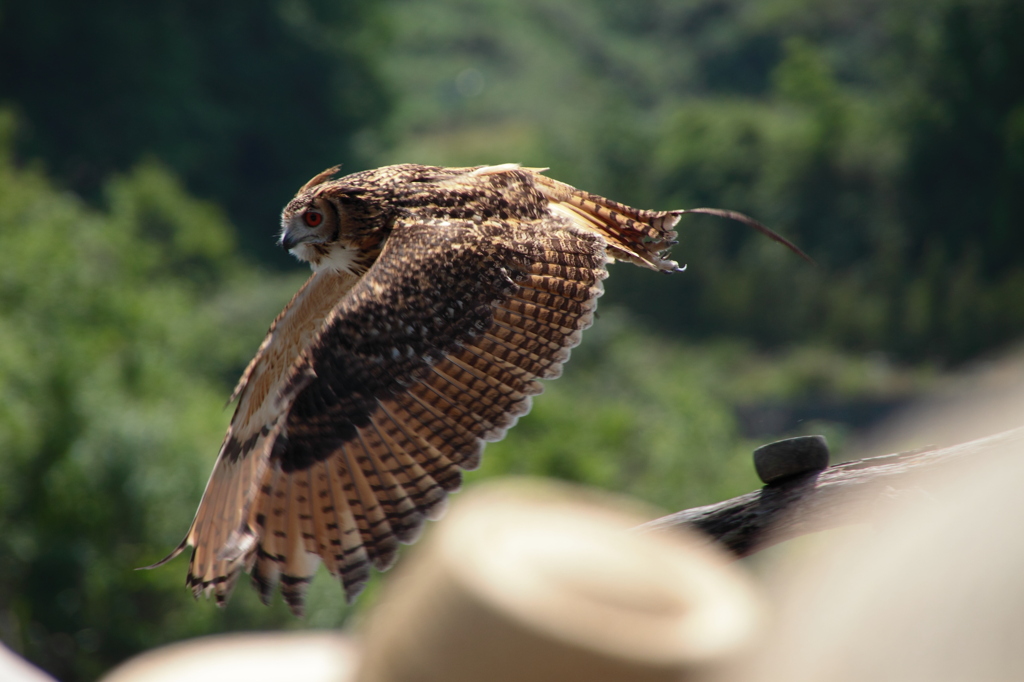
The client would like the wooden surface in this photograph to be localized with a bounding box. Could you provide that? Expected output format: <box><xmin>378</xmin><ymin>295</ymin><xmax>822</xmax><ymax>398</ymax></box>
<box><xmin>640</xmin><ymin>426</ymin><xmax>1024</xmax><ymax>556</ymax></box>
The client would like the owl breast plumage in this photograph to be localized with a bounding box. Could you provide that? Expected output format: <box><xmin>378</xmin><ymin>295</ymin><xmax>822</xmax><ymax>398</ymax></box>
<box><xmin>150</xmin><ymin>162</ymin><xmax>687</xmax><ymax>614</ymax></box>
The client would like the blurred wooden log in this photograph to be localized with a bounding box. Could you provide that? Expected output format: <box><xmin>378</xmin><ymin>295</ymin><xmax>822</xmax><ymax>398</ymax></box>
<box><xmin>640</xmin><ymin>426</ymin><xmax>1024</xmax><ymax>556</ymax></box>
<box><xmin>359</xmin><ymin>479</ymin><xmax>762</xmax><ymax>682</ymax></box>
<box><xmin>101</xmin><ymin>633</ymin><xmax>359</xmax><ymax>682</ymax></box>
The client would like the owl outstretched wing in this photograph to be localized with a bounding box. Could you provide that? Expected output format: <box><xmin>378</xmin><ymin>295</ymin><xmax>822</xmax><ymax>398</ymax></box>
<box><xmin>151</xmin><ymin>166</ymin><xmax>684</xmax><ymax>614</ymax></box>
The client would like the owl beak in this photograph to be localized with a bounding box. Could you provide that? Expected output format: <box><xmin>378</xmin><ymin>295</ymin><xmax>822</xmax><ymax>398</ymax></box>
<box><xmin>280</xmin><ymin>229</ymin><xmax>304</xmax><ymax>251</ymax></box>
<box><xmin>280</xmin><ymin>225</ymin><xmax>320</xmax><ymax>252</ymax></box>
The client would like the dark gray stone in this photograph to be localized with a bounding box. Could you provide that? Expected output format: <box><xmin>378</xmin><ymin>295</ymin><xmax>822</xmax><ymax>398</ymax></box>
<box><xmin>754</xmin><ymin>435</ymin><xmax>830</xmax><ymax>484</ymax></box>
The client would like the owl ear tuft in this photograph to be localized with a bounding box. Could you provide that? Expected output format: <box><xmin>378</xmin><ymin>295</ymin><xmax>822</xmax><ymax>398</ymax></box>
<box><xmin>300</xmin><ymin>166</ymin><xmax>343</xmax><ymax>192</ymax></box>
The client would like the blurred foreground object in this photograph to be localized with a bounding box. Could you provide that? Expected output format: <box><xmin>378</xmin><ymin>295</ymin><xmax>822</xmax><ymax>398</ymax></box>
<box><xmin>357</xmin><ymin>478</ymin><xmax>762</xmax><ymax>682</ymax></box>
<box><xmin>861</xmin><ymin>343</ymin><xmax>1024</xmax><ymax>452</ymax></box>
<box><xmin>0</xmin><ymin>643</ymin><xmax>56</xmax><ymax>682</ymax></box>
<box><xmin>101</xmin><ymin>632</ymin><xmax>358</xmax><ymax>682</ymax></box>
<box><xmin>99</xmin><ymin>409</ymin><xmax>1024</xmax><ymax>679</ymax></box>
<box><xmin>105</xmin><ymin>478</ymin><xmax>761</xmax><ymax>681</ymax></box>
<box><xmin>732</xmin><ymin>364</ymin><xmax>1024</xmax><ymax>681</ymax></box>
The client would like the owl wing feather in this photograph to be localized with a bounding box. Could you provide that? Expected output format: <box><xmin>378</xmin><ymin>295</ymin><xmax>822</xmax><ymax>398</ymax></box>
<box><xmin>247</xmin><ymin>214</ymin><xmax>614</xmax><ymax>613</ymax></box>
<box><xmin>143</xmin><ymin>270</ymin><xmax>358</xmax><ymax>595</ymax></box>
<box><xmin>152</xmin><ymin>167</ymin><xmax>682</xmax><ymax>614</ymax></box>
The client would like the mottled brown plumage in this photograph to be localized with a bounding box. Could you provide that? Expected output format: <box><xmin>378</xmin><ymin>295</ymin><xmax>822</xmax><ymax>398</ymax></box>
<box><xmin>149</xmin><ymin>163</ymin><xmax>735</xmax><ymax>614</ymax></box>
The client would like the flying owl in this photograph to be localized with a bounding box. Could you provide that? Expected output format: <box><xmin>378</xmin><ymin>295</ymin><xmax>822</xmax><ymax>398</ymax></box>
<box><xmin>151</xmin><ymin>163</ymin><xmax>807</xmax><ymax>614</ymax></box>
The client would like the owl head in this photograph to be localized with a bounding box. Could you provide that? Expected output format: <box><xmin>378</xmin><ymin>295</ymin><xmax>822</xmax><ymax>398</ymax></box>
<box><xmin>278</xmin><ymin>166</ymin><xmax>384</xmax><ymax>275</ymax></box>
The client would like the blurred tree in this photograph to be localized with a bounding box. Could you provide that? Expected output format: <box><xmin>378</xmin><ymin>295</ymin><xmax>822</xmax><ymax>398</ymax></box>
<box><xmin>900</xmin><ymin>0</ymin><xmax>1024</xmax><ymax>273</ymax></box>
<box><xmin>4</xmin><ymin>0</ymin><xmax>1021</xmax><ymax>361</ymax></box>
<box><xmin>0</xmin><ymin>111</ymin><xmax>311</xmax><ymax>681</ymax></box>
<box><xmin>588</xmin><ymin>0</ymin><xmax>1024</xmax><ymax>362</ymax></box>
<box><xmin>0</xmin><ymin>0</ymin><xmax>390</xmax><ymax>266</ymax></box>
<box><xmin>893</xmin><ymin>0</ymin><xmax>1024</xmax><ymax>358</ymax></box>
<box><xmin>371</xmin><ymin>0</ymin><xmax>1024</xmax><ymax>363</ymax></box>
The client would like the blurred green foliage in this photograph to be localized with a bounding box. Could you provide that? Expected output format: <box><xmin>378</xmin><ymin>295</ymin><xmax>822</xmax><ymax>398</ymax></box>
<box><xmin>0</xmin><ymin>0</ymin><xmax>389</xmax><ymax>267</ymax></box>
<box><xmin>375</xmin><ymin>0</ymin><xmax>1024</xmax><ymax>362</ymax></box>
<box><xmin>3</xmin><ymin>0</ymin><xmax>1021</xmax><ymax>360</ymax></box>
<box><xmin>0</xmin><ymin>0</ymin><xmax>1022</xmax><ymax>678</ymax></box>
<box><xmin>0</xmin><ymin>111</ymin><xmax>311</xmax><ymax>679</ymax></box>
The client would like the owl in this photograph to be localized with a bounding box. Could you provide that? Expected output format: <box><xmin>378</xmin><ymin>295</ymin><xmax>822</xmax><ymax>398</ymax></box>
<box><xmin>150</xmin><ymin>163</ymin><xmax>807</xmax><ymax>614</ymax></box>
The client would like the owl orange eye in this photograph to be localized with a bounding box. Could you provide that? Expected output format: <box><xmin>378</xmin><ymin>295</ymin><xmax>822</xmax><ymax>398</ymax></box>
<box><xmin>303</xmin><ymin>210</ymin><xmax>323</xmax><ymax>227</ymax></box>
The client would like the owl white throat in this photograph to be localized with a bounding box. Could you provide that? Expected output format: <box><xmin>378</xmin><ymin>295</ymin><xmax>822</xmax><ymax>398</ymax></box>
<box><xmin>290</xmin><ymin>242</ymin><xmax>364</xmax><ymax>276</ymax></box>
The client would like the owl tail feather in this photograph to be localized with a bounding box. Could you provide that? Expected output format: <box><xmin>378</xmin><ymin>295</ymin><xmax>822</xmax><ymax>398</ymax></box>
<box><xmin>532</xmin><ymin>172</ymin><xmax>811</xmax><ymax>270</ymax></box>
<box><xmin>532</xmin><ymin>174</ymin><xmax>681</xmax><ymax>272</ymax></box>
